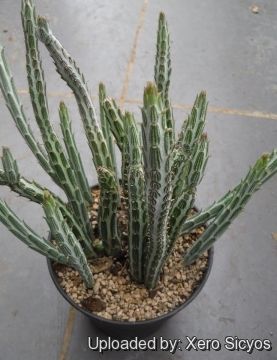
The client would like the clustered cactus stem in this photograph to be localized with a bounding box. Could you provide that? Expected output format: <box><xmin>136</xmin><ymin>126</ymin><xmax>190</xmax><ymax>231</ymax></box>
<box><xmin>43</xmin><ymin>192</ymin><xmax>93</xmax><ymax>288</ymax></box>
<box><xmin>0</xmin><ymin>1</ymin><xmax>276</xmax><ymax>293</ymax></box>
<box><xmin>0</xmin><ymin>148</ymin><xmax>95</xmax><ymax>257</ymax></box>
<box><xmin>183</xmin><ymin>153</ymin><xmax>277</xmax><ymax>265</ymax></box>
<box><xmin>36</xmin><ymin>14</ymin><xmax>120</xmax><ymax>254</ymax></box>
<box><xmin>181</xmin><ymin>149</ymin><xmax>277</xmax><ymax>236</ymax></box>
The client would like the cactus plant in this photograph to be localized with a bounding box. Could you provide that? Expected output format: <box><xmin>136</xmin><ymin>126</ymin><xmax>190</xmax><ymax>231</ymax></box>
<box><xmin>0</xmin><ymin>0</ymin><xmax>277</xmax><ymax>295</ymax></box>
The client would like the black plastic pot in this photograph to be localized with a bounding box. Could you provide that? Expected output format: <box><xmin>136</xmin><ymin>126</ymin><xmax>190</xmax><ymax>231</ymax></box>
<box><xmin>47</xmin><ymin>247</ymin><xmax>213</xmax><ymax>339</ymax></box>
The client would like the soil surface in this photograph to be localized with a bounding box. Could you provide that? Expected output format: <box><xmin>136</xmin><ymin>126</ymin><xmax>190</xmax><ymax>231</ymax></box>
<box><xmin>54</xmin><ymin>188</ymin><xmax>208</xmax><ymax>322</ymax></box>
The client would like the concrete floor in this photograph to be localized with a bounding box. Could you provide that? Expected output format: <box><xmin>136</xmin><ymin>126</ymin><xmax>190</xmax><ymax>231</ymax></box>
<box><xmin>0</xmin><ymin>0</ymin><xmax>277</xmax><ymax>359</ymax></box>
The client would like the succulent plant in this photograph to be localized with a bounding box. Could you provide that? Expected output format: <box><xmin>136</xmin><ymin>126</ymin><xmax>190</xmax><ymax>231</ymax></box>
<box><xmin>0</xmin><ymin>0</ymin><xmax>277</xmax><ymax>292</ymax></box>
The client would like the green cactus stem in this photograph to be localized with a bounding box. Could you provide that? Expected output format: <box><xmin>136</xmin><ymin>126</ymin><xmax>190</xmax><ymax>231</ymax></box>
<box><xmin>184</xmin><ymin>153</ymin><xmax>277</xmax><ymax>265</ymax></box>
<box><xmin>181</xmin><ymin>149</ymin><xmax>277</xmax><ymax>235</ymax></box>
<box><xmin>37</xmin><ymin>16</ymin><xmax>115</xmax><ymax>174</ymax></box>
<box><xmin>2</xmin><ymin>147</ymin><xmax>20</xmax><ymax>185</ymax></box>
<box><xmin>102</xmin><ymin>98</ymin><xmax>125</xmax><ymax>152</ymax></box>
<box><xmin>0</xmin><ymin>46</ymin><xmax>53</xmax><ymax>178</ymax></box>
<box><xmin>43</xmin><ymin>192</ymin><xmax>93</xmax><ymax>288</ymax></box>
<box><xmin>123</xmin><ymin>112</ymin><xmax>148</xmax><ymax>282</ymax></box>
<box><xmin>99</xmin><ymin>84</ymin><xmax>117</xmax><ymax>176</ymax></box>
<box><xmin>59</xmin><ymin>102</ymin><xmax>92</xmax><ymax>204</ymax></box>
<box><xmin>168</xmin><ymin>133</ymin><xmax>209</xmax><ymax>247</ymax></box>
<box><xmin>0</xmin><ymin>6</ymin><xmax>277</xmax><ymax>293</ymax></box>
<box><xmin>154</xmin><ymin>12</ymin><xmax>174</xmax><ymax>144</ymax></box>
<box><xmin>37</xmin><ymin>16</ymin><xmax>121</xmax><ymax>252</ymax></box>
<box><xmin>0</xmin><ymin>199</ymin><xmax>67</xmax><ymax>264</ymax></box>
<box><xmin>97</xmin><ymin>167</ymin><xmax>121</xmax><ymax>255</ymax></box>
<box><xmin>0</xmin><ymin>150</ymin><xmax>95</xmax><ymax>257</ymax></box>
<box><xmin>142</xmin><ymin>83</ymin><xmax>173</xmax><ymax>289</ymax></box>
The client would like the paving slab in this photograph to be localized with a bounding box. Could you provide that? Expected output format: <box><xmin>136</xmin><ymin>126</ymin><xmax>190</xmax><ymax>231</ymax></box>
<box><xmin>0</xmin><ymin>0</ymin><xmax>143</xmax><ymax>98</ymax></box>
<box><xmin>127</xmin><ymin>0</ymin><xmax>277</xmax><ymax>113</ymax></box>
<box><xmin>0</xmin><ymin>0</ymin><xmax>277</xmax><ymax>359</ymax></box>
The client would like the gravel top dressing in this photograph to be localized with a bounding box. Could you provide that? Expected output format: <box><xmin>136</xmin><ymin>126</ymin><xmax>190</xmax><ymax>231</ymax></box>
<box><xmin>54</xmin><ymin>188</ymin><xmax>208</xmax><ymax>322</ymax></box>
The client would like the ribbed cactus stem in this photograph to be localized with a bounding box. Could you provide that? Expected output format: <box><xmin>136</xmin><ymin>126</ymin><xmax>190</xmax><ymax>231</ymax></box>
<box><xmin>39</xmin><ymin>118</ymin><xmax>93</xmax><ymax>242</ymax></box>
<box><xmin>102</xmin><ymin>98</ymin><xmax>125</xmax><ymax>151</ymax></box>
<box><xmin>176</xmin><ymin>92</ymin><xmax>208</xmax><ymax>149</ymax></box>
<box><xmin>155</xmin><ymin>13</ymin><xmax>174</xmax><ymax>144</ymax></box>
<box><xmin>0</xmin><ymin>46</ymin><xmax>53</xmax><ymax>177</ymax></box>
<box><xmin>21</xmin><ymin>6</ymin><xmax>93</xmax><ymax>236</ymax></box>
<box><xmin>21</xmin><ymin>0</ymin><xmax>53</xmax><ymax>148</ymax></box>
<box><xmin>103</xmin><ymin>101</ymin><xmax>132</xmax><ymax>196</ymax></box>
<box><xmin>120</xmin><ymin>113</ymin><xmax>135</xmax><ymax>196</ymax></box>
<box><xmin>181</xmin><ymin>149</ymin><xmax>277</xmax><ymax>235</ymax></box>
<box><xmin>181</xmin><ymin>191</ymin><xmax>233</xmax><ymax>235</ymax></box>
<box><xmin>121</xmin><ymin>142</ymin><xmax>130</xmax><ymax>197</ymax></box>
<box><xmin>37</xmin><ymin>17</ymin><xmax>120</xmax><ymax>253</ymax></box>
<box><xmin>168</xmin><ymin>92</ymin><xmax>208</xmax><ymax>247</ymax></box>
<box><xmin>127</xmin><ymin>166</ymin><xmax>148</xmax><ymax>282</ymax></box>
<box><xmin>2</xmin><ymin>147</ymin><xmax>20</xmax><ymax>184</ymax></box>
<box><xmin>0</xmin><ymin>5</ymin><xmax>277</xmax><ymax>295</ymax></box>
<box><xmin>262</xmin><ymin>149</ymin><xmax>277</xmax><ymax>182</ymax></box>
<box><xmin>37</xmin><ymin>17</ymin><xmax>114</xmax><ymax>173</ymax></box>
<box><xmin>99</xmin><ymin>84</ymin><xmax>117</xmax><ymax>176</ymax></box>
<box><xmin>0</xmin><ymin>169</ymin><xmax>5</xmax><ymax>185</ymax></box>
<box><xmin>184</xmin><ymin>153</ymin><xmax>275</xmax><ymax>265</ymax></box>
<box><xmin>123</xmin><ymin>113</ymin><xmax>148</xmax><ymax>282</ymax></box>
<box><xmin>169</xmin><ymin>134</ymin><xmax>209</xmax><ymax>242</ymax></box>
<box><xmin>0</xmin><ymin>199</ymin><xmax>67</xmax><ymax>263</ymax></box>
<box><xmin>172</xmin><ymin>92</ymin><xmax>207</xmax><ymax>180</ymax></box>
<box><xmin>142</xmin><ymin>83</ymin><xmax>173</xmax><ymax>289</ymax></box>
<box><xmin>97</xmin><ymin>167</ymin><xmax>121</xmax><ymax>256</ymax></box>
<box><xmin>43</xmin><ymin>192</ymin><xmax>93</xmax><ymax>288</ymax></box>
<box><xmin>168</xmin><ymin>134</ymin><xmax>209</xmax><ymax>251</ymax></box>
<box><xmin>0</xmin><ymin>151</ymin><xmax>95</xmax><ymax>257</ymax></box>
<box><xmin>59</xmin><ymin>101</ymin><xmax>92</xmax><ymax>204</ymax></box>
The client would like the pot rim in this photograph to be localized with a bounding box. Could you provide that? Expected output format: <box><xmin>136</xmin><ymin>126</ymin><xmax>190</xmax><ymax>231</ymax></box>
<box><xmin>47</xmin><ymin>246</ymin><xmax>213</xmax><ymax>326</ymax></box>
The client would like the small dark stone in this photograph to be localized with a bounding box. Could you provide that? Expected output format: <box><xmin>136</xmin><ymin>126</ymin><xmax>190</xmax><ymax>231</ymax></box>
<box><xmin>171</xmin><ymin>278</ymin><xmax>181</xmax><ymax>284</ymax></box>
<box><xmin>81</xmin><ymin>296</ymin><xmax>106</xmax><ymax>312</ymax></box>
<box><xmin>91</xmin><ymin>257</ymin><xmax>113</xmax><ymax>273</ymax></box>
<box><xmin>148</xmin><ymin>286</ymin><xmax>163</xmax><ymax>299</ymax></box>
<box><xmin>110</xmin><ymin>262</ymin><xmax>122</xmax><ymax>275</ymax></box>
